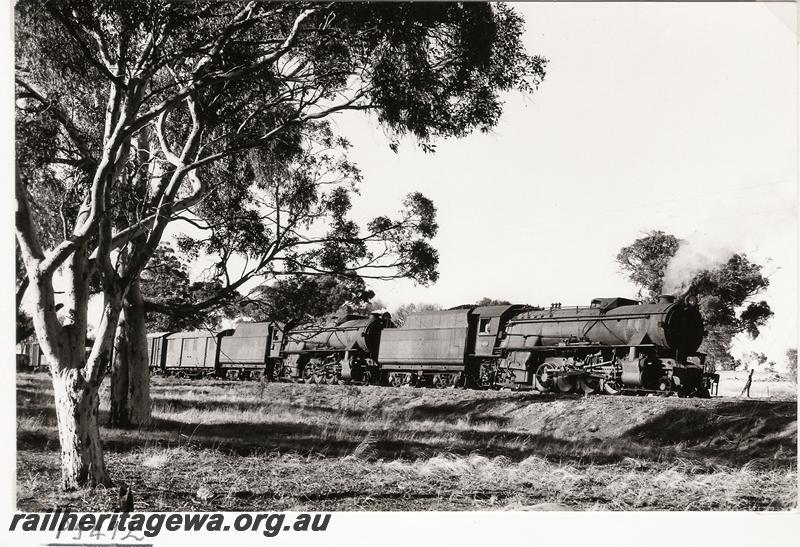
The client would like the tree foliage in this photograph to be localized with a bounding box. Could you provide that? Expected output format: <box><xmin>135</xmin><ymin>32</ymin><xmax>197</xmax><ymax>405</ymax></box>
<box><xmin>615</xmin><ymin>231</ymin><xmax>680</xmax><ymax>301</ymax></box>
<box><xmin>616</xmin><ymin>231</ymin><xmax>773</xmax><ymax>369</ymax></box>
<box><xmin>475</xmin><ymin>297</ymin><xmax>512</xmax><ymax>306</ymax></box>
<box><xmin>139</xmin><ymin>246</ymin><xmax>234</xmax><ymax>332</ymax></box>
<box><xmin>450</xmin><ymin>297</ymin><xmax>513</xmax><ymax>310</ymax></box>
<box><xmin>743</xmin><ymin>351</ymin><xmax>768</xmax><ymax>369</ymax></box>
<box><xmin>170</xmin><ymin>125</ymin><xmax>441</xmax><ymax>323</ymax></box>
<box><xmin>238</xmin><ymin>275</ymin><xmax>376</xmax><ymax>327</ymax></box>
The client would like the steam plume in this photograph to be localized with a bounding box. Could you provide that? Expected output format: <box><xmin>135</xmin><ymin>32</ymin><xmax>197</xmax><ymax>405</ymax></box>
<box><xmin>662</xmin><ymin>238</ymin><xmax>735</xmax><ymax>296</ymax></box>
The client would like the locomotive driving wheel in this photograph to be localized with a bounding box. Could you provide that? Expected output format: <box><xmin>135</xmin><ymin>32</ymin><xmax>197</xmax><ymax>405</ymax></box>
<box><xmin>535</xmin><ymin>363</ymin><xmax>557</xmax><ymax>392</ymax></box>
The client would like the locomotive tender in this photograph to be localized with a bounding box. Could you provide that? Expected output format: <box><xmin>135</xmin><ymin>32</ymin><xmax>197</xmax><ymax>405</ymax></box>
<box><xmin>143</xmin><ymin>294</ymin><xmax>716</xmax><ymax>397</ymax></box>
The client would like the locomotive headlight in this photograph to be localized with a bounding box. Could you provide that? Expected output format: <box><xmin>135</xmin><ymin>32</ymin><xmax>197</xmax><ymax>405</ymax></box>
<box><xmin>686</xmin><ymin>295</ymin><xmax>698</xmax><ymax>307</ymax></box>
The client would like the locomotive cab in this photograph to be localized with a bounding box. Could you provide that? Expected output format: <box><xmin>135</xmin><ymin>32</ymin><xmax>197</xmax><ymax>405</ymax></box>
<box><xmin>471</xmin><ymin>305</ymin><xmax>530</xmax><ymax>388</ymax></box>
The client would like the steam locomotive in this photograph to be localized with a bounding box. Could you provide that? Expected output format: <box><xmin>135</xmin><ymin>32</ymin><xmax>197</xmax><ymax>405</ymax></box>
<box><xmin>138</xmin><ymin>294</ymin><xmax>716</xmax><ymax>397</ymax></box>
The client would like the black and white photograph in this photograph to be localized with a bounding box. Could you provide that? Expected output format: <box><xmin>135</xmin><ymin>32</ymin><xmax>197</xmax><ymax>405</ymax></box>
<box><xmin>4</xmin><ymin>1</ymin><xmax>798</xmax><ymax>545</ymax></box>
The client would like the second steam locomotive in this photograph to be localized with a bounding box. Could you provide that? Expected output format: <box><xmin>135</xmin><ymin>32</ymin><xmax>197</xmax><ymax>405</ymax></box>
<box><xmin>140</xmin><ymin>294</ymin><xmax>715</xmax><ymax>397</ymax></box>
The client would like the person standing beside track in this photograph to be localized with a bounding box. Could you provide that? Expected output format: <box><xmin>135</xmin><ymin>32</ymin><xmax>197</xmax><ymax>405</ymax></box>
<box><xmin>740</xmin><ymin>368</ymin><xmax>755</xmax><ymax>398</ymax></box>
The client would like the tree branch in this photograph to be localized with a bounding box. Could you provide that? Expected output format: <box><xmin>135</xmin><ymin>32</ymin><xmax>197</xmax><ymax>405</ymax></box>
<box><xmin>15</xmin><ymin>78</ymin><xmax>97</xmax><ymax>165</ymax></box>
<box><xmin>14</xmin><ymin>171</ymin><xmax>45</xmax><ymax>266</ymax></box>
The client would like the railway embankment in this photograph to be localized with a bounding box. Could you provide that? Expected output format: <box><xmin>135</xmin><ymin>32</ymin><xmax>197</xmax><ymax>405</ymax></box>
<box><xmin>17</xmin><ymin>373</ymin><xmax>797</xmax><ymax>511</ymax></box>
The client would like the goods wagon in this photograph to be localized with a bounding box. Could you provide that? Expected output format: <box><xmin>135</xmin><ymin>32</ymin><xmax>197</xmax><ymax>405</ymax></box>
<box><xmin>163</xmin><ymin>329</ymin><xmax>233</xmax><ymax>377</ymax></box>
<box><xmin>17</xmin><ymin>340</ymin><xmax>105</xmax><ymax>372</ymax></box>
<box><xmin>16</xmin><ymin>341</ymin><xmax>47</xmax><ymax>371</ymax></box>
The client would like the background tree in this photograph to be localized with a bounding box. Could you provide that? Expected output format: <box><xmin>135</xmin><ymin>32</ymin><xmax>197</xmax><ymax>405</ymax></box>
<box><xmin>475</xmin><ymin>297</ymin><xmax>512</xmax><ymax>306</ymax></box>
<box><xmin>741</xmin><ymin>351</ymin><xmax>768</xmax><ymax>371</ymax></box>
<box><xmin>156</xmin><ymin>125</ymin><xmax>437</xmax><ymax>325</ymax></box>
<box><xmin>615</xmin><ymin>231</ymin><xmax>680</xmax><ymax>301</ymax></box>
<box><xmin>16</xmin><ymin>1</ymin><xmax>546</xmax><ymax>489</ymax></box>
<box><xmin>391</xmin><ymin>302</ymin><xmax>442</xmax><ymax>327</ymax></box>
<box><xmin>616</xmin><ymin>231</ymin><xmax>773</xmax><ymax>370</ymax></box>
<box><xmin>785</xmin><ymin>348</ymin><xmax>797</xmax><ymax>382</ymax></box>
<box><xmin>450</xmin><ymin>297</ymin><xmax>515</xmax><ymax>310</ymax></box>
<box><xmin>139</xmin><ymin>246</ymin><xmax>235</xmax><ymax>333</ymax></box>
<box><xmin>239</xmin><ymin>274</ymin><xmax>375</xmax><ymax>326</ymax></box>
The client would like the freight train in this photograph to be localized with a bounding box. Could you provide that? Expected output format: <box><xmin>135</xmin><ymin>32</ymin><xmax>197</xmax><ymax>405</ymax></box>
<box><xmin>16</xmin><ymin>294</ymin><xmax>717</xmax><ymax>397</ymax></box>
<box><xmin>130</xmin><ymin>294</ymin><xmax>716</xmax><ymax>397</ymax></box>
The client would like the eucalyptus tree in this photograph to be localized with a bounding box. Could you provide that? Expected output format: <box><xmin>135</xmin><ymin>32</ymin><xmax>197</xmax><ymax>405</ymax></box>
<box><xmin>15</xmin><ymin>1</ymin><xmax>546</xmax><ymax>489</ymax></box>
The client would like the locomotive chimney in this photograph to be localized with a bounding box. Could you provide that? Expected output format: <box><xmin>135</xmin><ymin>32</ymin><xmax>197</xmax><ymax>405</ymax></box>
<box><xmin>657</xmin><ymin>295</ymin><xmax>676</xmax><ymax>304</ymax></box>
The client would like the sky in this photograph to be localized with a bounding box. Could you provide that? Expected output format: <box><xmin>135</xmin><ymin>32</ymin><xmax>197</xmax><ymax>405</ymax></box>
<box><xmin>329</xmin><ymin>3</ymin><xmax>797</xmax><ymax>367</ymax></box>
<box><xmin>16</xmin><ymin>3</ymin><xmax>797</xmax><ymax>369</ymax></box>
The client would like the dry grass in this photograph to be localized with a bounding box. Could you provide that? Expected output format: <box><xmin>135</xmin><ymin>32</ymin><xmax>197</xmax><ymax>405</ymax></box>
<box><xmin>16</xmin><ymin>372</ymin><xmax>797</xmax><ymax>511</ymax></box>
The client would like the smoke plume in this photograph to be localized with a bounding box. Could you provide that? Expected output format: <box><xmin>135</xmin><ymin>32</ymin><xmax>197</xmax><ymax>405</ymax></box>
<box><xmin>662</xmin><ymin>238</ymin><xmax>735</xmax><ymax>296</ymax></box>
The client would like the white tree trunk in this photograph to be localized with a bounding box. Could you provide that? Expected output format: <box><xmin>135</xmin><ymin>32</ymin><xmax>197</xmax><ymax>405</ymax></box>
<box><xmin>27</xmin><ymin>247</ymin><xmax>121</xmax><ymax>490</ymax></box>
<box><xmin>51</xmin><ymin>356</ymin><xmax>112</xmax><ymax>489</ymax></box>
<box><xmin>110</xmin><ymin>280</ymin><xmax>151</xmax><ymax>427</ymax></box>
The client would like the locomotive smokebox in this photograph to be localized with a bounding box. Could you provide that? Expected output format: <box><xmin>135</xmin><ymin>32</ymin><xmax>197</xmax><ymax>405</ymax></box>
<box><xmin>659</xmin><ymin>301</ymin><xmax>704</xmax><ymax>354</ymax></box>
<box><xmin>658</xmin><ymin>295</ymin><xmax>676</xmax><ymax>304</ymax></box>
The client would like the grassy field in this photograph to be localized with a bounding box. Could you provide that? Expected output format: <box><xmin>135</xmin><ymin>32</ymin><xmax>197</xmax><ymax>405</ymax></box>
<box><xmin>16</xmin><ymin>372</ymin><xmax>797</xmax><ymax>512</ymax></box>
